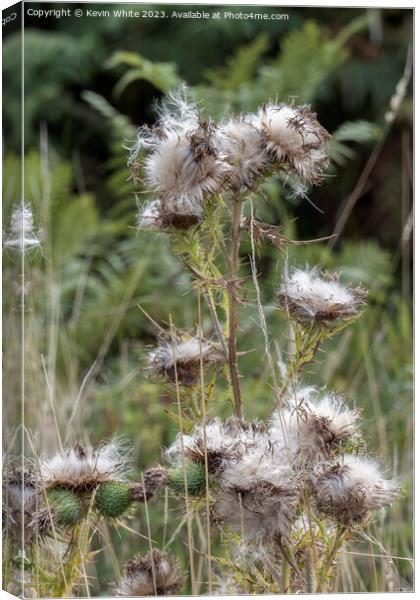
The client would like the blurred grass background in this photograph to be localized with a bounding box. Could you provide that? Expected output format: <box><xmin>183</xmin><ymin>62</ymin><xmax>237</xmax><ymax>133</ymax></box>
<box><xmin>2</xmin><ymin>4</ymin><xmax>413</xmax><ymax>594</ymax></box>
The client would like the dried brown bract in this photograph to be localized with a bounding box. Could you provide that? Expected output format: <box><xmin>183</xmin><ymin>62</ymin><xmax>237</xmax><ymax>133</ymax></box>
<box><xmin>130</xmin><ymin>466</ymin><xmax>168</xmax><ymax>502</ymax></box>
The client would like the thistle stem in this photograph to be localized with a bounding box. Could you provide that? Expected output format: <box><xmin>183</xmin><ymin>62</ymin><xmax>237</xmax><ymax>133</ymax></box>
<box><xmin>279</xmin><ymin>324</ymin><xmax>322</xmax><ymax>399</ymax></box>
<box><xmin>51</xmin><ymin>526</ymin><xmax>86</xmax><ymax>597</ymax></box>
<box><xmin>228</xmin><ymin>196</ymin><xmax>243</xmax><ymax>420</ymax></box>
<box><xmin>316</xmin><ymin>526</ymin><xmax>346</xmax><ymax>592</ymax></box>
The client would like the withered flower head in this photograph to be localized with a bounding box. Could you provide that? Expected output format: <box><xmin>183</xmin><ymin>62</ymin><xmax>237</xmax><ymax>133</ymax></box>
<box><xmin>166</xmin><ymin>417</ymin><xmax>269</xmax><ymax>474</ymax></box>
<box><xmin>255</xmin><ymin>103</ymin><xmax>330</xmax><ymax>185</ymax></box>
<box><xmin>148</xmin><ymin>333</ymin><xmax>226</xmax><ymax>386</ymax></box>
<box><xmin>38</xmin><ymin>441</ymin><xmax>131</xmax><ymax>491</ymax></box>
<box><xmin>313</xmin><ymin>455</ymin><xmax>400</xmax><ymax>526</ymax></box>
<box><xmin>277</xmin><ymin>268</ymin><xmax>366</xmax><ymax>324</ymax></box>
<box><xmin>217</xmin><ymin>117</ymin><xmax>267</xmax><ymax>190</ymax></box>
<box><xmin>130</xmin><ymin>466</ymin><xmax>168</xmax><ymax>502</ymax></box>
<box><xmin>270</xmin><ymin>386</ymin><xmax>361</xmax><ymax>463</ymax></box>
<box><xmin>114</xmin><ymin>549</ymin><xmax>182</xmax><ymax>596</ymax></box>
<box><xmin>214</xmin><ymin>446</ymin><xmax>299</xmax><ymax>541</ymax></box>
<box><xmin>130</xmin><ymin>89</ymin><xmax>226</xmax><ymax>229</ymax></box>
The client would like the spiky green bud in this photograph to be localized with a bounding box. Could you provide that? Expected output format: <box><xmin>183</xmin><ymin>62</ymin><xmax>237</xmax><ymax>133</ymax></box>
<box><xmin>47</xmin><ymin>488</ymin><xmax>83</xmax><ymax>527</ymax></box>
<box><xmin>95</xmin><ymin>481</ymin><xmax>134</xmax><ymax>519</ymax></box>
<box><xmin>167</xmin><ymin>462</ymin><xmax>206</xmax><ymax>497</ymax></box>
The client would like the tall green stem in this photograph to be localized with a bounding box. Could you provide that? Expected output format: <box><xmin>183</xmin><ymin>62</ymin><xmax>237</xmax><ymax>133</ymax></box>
<box><xmin>51</xmin><ymin>520</ymin><xmax>91</xmax><ymax>597</ymax></box>
<box><xmin>279</xmin><ymin>324</ymin><xmax>323</xmax><ymax>399</ymax></box>
<box><xmin>316</xmin><ymin>526</ymin><xmax>346</xmax><ymax>592</ymax></box>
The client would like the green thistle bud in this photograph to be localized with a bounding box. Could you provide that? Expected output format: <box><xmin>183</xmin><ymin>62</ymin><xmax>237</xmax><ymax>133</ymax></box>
<box><xmin>94</xmin><ymin>481</ymin><xmax>134</xmax><ymax>519</ymax></box>
<box><xmin>47</xmin><ymin>488</ymin><xmax>83</xmax><ymax>527</ymax></box>
<box><xmin>167</xmin><ymin>462</ymin><xmax>206</xmax><ymax>497</ymax></box>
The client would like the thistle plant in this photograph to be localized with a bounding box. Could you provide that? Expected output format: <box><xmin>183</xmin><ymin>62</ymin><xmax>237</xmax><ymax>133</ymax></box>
<box><xmin>4</xmin><ymin>87</ymin><xmax>402</xmax><ymax>598</ymax></box>
<box><xmin>2</xmin><ymin>444</ymin><xmax>168</xmax><ymax>597</ymax></box>
<box><xmin>123</xmin><ymin>87</ymin><xmax>400</xmax><ymax>594</ymax></box>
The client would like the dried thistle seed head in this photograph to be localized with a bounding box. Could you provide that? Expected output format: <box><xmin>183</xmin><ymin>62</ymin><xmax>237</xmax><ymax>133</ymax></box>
<box><xmin>143</xmin><ymin>125</ymin><xmax>224</xmax><ymax>207</ymax></box>
<box><xmin>2</xmin><ymin>466</ymin><xmax>49</xmax><ymax>544</ymax></box>
<box><xmin>215</xmin><ymin>448</ymin><xmax>299</xmax><ymax>541</ymax></box>
<box><xmin>255</xmin><ymin>103</ymin><xmax>330</xmax><ymax>185</ymax></box>
<box><xmin>130</xmin><ymin>466</ymin><xmax>168</xmax><ymax>503</ymax></box>
<box><xmin>148</xmin><ymin>334</ymin><xmax>226</xmax><ymax>386</ymax></box>
<box><xmin>270</xmin><ymin>386</ymin><xmax>361</xmax><ymax>463</ymax></box>
<box><xmin>277</xmin><ymin>268</ymin><xmax>367</xmax><ymax>324</ymax></box>
<box><xmin>114</xmin><ymin>549</ymin><xmax>182</xmax><ymax>596</ymax></box>
<box><xmin>129</xmin><ymin>87</ymin><xmax>200</xmax><ymax>159</ymax></box>
<box><xmin>4</xmin><ymin>202</ymin><xmax>42</xmax><ymax>253</ymax></box>
<box><xmin>38</xmin><ymin>440</ymin><xmax>132</xmax><ymax>491</ymax></box>
<box><xmin>313</xmin><ymin>455</ymin><xmax>400</xmax><ymax>526</ymax></box>
<box><xmin>130</xmin><ymin>90</ymin><xmax>226</xmax><ymax>223</ymax></box>
<box><xmin>217</xmin><ymin>117</ymin><xmax>267</xmax><ymax>190</ymax></box>
<box><xmin>166</xmin><ymin>417</ymin><xmax>269</xmax><ymax>474</ymax></box>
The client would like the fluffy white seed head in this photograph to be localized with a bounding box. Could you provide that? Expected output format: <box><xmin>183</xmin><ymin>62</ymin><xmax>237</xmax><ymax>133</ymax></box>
<box><xmin>130</xmin><ymin>90</ymin><xmax>225</xmax><ymax>223</ymax></box>
<box><xmin>114</xmin><ymin>549</ymin><xmax>182</xmax><ymax>596</ymax></box>
<box><xmin>313</xmin><ymin>454</ymin><xmax>400</xmax><ymax>525</ymax></box>
<box><xmin>217</xmin><ymin>117</ymin><xmax>267</xmax><ymax>189</ymax></box>
<box><xmin>270</xmin><ymin>386</ymin><xmax>361</xmax><ymax>463</ymax></box>
<box><xmin>214</xmin><ymin>445</ymin><xmax>299</xmax><ymax>540</ymax></box>
<box><xmin>145</xmin><ymin>127</ymin><xmax>221</xmax><ymax>199</ymax></box>
<box><xmin>278</xmin><ymin>268</ymin><xmax>366</xmax><ymax>323</ymax></box>
<box><xmin>254</xmin><ymin>103</ymin><xmax>330</xmax><ymax>185</ymax></box>
<box><xmin>169</xmin><ymin>418</ymin><xmax>300</xmax><ymax>541</ymax></box>
<box><xmin>4</xmin><ymin>203</ymin><xmax>42</xmax><ymax>253</ymax></box>
<box><xmin>38</xmin><ymin>441</ymin><xmax>132</xmax><ymax>490</ymax></box>
<box><xmin>166</xmin><ymin>417</ymin><xmax>269</xmax><ymax>473</ymax></box>
<box><xmin>148</xmin><ymin>334</ymin><xmax>226</xmax><ymax>386</ymax></box>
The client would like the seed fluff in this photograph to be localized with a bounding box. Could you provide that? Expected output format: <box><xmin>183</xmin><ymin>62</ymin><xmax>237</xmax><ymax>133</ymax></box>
<box><xmin>148</xmin><ymin>333</ymin><xmax>226</xmax><ymax>386</ymax></box>
<box><xmin>277</xmin><ymin>267</ymin><xmax>367</xmax><ymax>323</ymax></box>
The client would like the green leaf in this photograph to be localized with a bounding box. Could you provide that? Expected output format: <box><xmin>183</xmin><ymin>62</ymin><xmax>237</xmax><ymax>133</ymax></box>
<box><xmin>333</xmin><ymin>120</ymin><xmax>380</xmax><ymax>144</ymax></box>
<box><xmin>204</xmin><ymin>33</ymin><xmax>269</xmax><ymax>92</ymax></box>
<box><xmin>329</xmin><ymin>120</ymin><xmax>379</xmax><ymax>165</ymax></box>
<box><xmin>107</xmin><ymin>51</ymin><xmax>180</xmax><ymax>96</ymax></box>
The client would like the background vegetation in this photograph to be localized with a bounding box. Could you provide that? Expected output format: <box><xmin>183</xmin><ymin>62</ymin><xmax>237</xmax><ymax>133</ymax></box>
<box><xmin>3</xmin><ymin>3</ymin><xmax>413</xmax><ymax>594</ymax></box>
